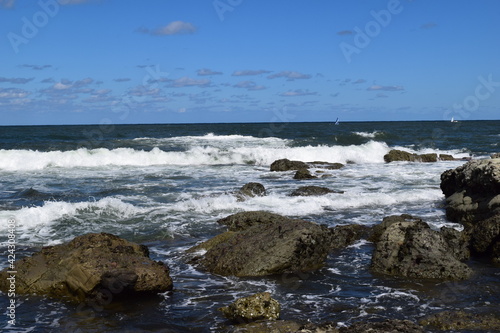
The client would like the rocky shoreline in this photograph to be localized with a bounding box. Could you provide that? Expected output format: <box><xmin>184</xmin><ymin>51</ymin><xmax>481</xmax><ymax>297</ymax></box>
<box><xmin>1</xmin><ymin>155</ymin><xmax>499</xmax><ymax>332</ymax></box>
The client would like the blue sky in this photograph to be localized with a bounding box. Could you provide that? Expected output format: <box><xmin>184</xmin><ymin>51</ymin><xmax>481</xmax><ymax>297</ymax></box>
<box><xmin>1</xmin><ymin>0</ymin><xmax>499</xmax><ymax>125</ymax></box>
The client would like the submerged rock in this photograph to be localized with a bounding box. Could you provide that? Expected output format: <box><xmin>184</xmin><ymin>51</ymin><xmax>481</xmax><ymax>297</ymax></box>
<box><xmin>190</xmin><ymin>211</ymin><xmax>333</xmax><ymax>277</ymax></box>
<box><xmin>371</xmin><ymin>219</ymin><xmax>472</xmax><ymax>280</ymax></box>
<box><xmin>237</xmin><ymin>182</ymin><xmax>266</xmax><ymax>200</ymax></box>
<box><xmin>289</xmin><ymin>186</ymin><xmax>343</xmax><ymax>196</ymax></box>
<box><xmin>293</xmin><ymin>168</ymin><xmax>317</xmax><ymax>180</ymax></box>
<box><xmin>270</xmin><ymin>158</ymin><xmax>309</xmax><ymax>171</ymax></box>
<box><xmin>339</xmin><ymin>319</ymin><xmax>425</xmax><ymax>333</ymax></box>
<box><xmin>219</xmin><ymin>292</ymin><xmax>280</xmax><ymax>322</ymax></box>
<box><xmin>0</xmin><ymin>233</ymin><xmax>173</xmax><ymax>302</ymax></box>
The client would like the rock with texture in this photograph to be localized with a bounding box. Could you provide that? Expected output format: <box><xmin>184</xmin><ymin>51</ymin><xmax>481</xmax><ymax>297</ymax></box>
<box><xmin>289</xmin><ymin>186</ymin><xmax>343</xmax><ymax>196</ymax></box>
<box><xmin>293</xmin><ymin>168</ymin><xmax>317</xmax><ymax>180</ymax></box>
<box><xmin>0</xmin><ymin>233</ymin><xmax>173</xmax><ymax>302</ymax></box>
<box><xmin>371</xmin><ymin>219</ymin><xmax>472</xmax><ymax>280</ymax></box>
<box><xmin>237</xmin><ymin>182</ymin><xmax>266</xmax><ymax>200</ymax></box>
<box><xmin>219</xmin><ymin>292</ymin><xmax>280</xmax><ymax>322</ymax></box>
<box><xmin>270</xmin><ymin>158</ymin><xmax>309</xmax><ymax>171</ymax></box>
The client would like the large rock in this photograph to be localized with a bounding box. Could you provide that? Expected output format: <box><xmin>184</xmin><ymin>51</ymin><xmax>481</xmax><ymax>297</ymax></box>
<box><xmin>217</xmin><ymin>211</ymin><xmax>291</xmax><ymax>232</ymax></box>
<box><xmin>469</xmin><ymin>214</ymin><xmax>500</xmax><ymax>263</ymax></box>
<box><xmin>190</xmin><ymin>212</ymin><xmax>333</xmax><ymax>277</ymax></box>
<box><xmin>270</xmin><ymin>158</ymin><xmax>309</xmax><ymax>171</ymax></box>
<box><xmin>0</xmin><ymin>233</ymin><xmax>173</xmax><ymax>302</ymax></box>
<box><xmin>339</xmin><ymin>319</ymin><xmax>425</xmax><ymax>333</ymax></box>
<box><xmin>219</xmin><ymin>292</ymin><xmax>280</xmax><ymax>322</ymax></box>
<box><xmin>384</xmin><ymin>149</ymin><xmax>457</xmax><ymax>163</ymax></box>
<box><xmin>440</xmin><ymin>159</ymin><xmax>500</xmax><ymax>225</ymax></box>
<box><xmin>371</xmin><ymin>219</ymin><xmax>472</xmax><ymax>280</ymax></box>
<box><xmin>419</xmin><ymin>310</ymin><xmax>500</xmax><ymax>331</ymax></box>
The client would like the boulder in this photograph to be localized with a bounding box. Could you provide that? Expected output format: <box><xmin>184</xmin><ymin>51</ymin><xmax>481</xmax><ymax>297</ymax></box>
<box><xmin>0</xmin><ymin>233</ymin><xmax>173</xmax><ymax>302</ymax></box>
<box><xmin>190</xmin><ymin>212</ymin><xmax>333</xmax><ymax>277</ymax></box>
<box><xmin>217</xmin><ymin>211</ymin><xmax>291</xmax><ymax>232</ymax></box>
<box><xmin>329</xmin><ymin>224</ymin><xmax>371</xmax><ymax>250</ymax></box>
<box><xmin>289</xmin><ymin>186</ymin><xmax>343</xmax><ymax>196</ymax></box>
<box><xmin>371</xmin><ymin>220</ymin><xmax>472</xmax><ymax>280</ymax></box>
<box><xmin>491</xmin><ymin>153</ymin><xmax>500</xmax><ymax>159</ymax></box>
<box><xmin>237</xmin><ymin>182</ymin><xmax>266</xmax><ymax>199</ymax></box>
<box><xmin>384</xmin><ymin>149</ymin><xmax>456</xmax><ymax>163</ymax></box>
<box><xmin>469</xmin><ymin>214</ymin><xmax>500</xmax><ymax>263</ymax></box>
<box><xmin>309</xmin><ymin>161</ymin><xmax>345</xmax><ymax>170</ymax></box>
<box><xmin>293</xmin><ymin>168</ymin><xmax>317</xmax><ymax>180</ymax></box>
<box><xmin>270</xmin><ymin>158</ymin><xmax>309</xmax><ymax>171</ymax></box>
<box><xmin>369</xmin><ymin>214</ymin><xmax>423</xmax><ymax>243</ymax></box>
<box><xmin>219</xmin><ymin>292</ymin><xmax>280</xmax><ymax>322</ymax></box>
<box><xmin>227</xmin><ymin>320</ymin><xmax>302</xmax><ymax>333</ymax></box>
<box><xmin>440</xmin><ymin>159</ymin><xmax>500</xmax><ymax>225</ymax></box>
<box><xmin>419</xmin><ymin>310</ymin><xmax>500</xmax><ymax>331</ymax></box>
<box><xmin>338</xmin><ymin>319</ymin><xmax>425</xmax><ymax>333</ymax></box>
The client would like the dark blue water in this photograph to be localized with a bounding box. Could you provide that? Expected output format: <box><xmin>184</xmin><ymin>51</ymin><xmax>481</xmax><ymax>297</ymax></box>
<box><xmin>0</xmin><ymin>121</ymin><xmax>498</xmax><ymax>332</ymax></box>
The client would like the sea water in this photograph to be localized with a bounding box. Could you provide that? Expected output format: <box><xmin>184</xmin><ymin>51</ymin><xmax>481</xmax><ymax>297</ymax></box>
<box><xmin>0</xmin><ymin>121</ymin><xmax>499</xmax><ymax>332</ymax></box>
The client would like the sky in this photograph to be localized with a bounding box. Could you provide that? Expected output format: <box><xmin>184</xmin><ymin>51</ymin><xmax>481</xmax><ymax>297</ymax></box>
<box><xmin>1</xmin><ymin>0</ymin><xmax>500</xmax><ymax>125</ymax></box>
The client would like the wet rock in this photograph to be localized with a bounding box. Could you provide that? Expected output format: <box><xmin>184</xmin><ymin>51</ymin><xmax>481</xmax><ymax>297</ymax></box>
<box><xmin>0</xmin><ymin>233</ymin><xmax>173</xmax><ymax>302</ymax></box>
<box><xmin>419</xmin><ymin>310</ymin><xmax>500</xmax><ymax>331</ymax></box>
<box><xmin>219</xmin><ymin>292</ymin><xmax>280</xmax><ymax>322</ymax></box>
<box><xmin>191</xmin><ymin>213</ymin><xmax>332</xmax><ymax>277</ymax></box>
<box><xmin>440</xmin><ymin>226</ymin><xmax>471</xmax><ymax>261</ymax></box>
<box><xmin>293</xmin><ymin>168</ymin><xmax>317</xmax><ymax>180</ymax></box>
<box><xmin>440</xmin><ymin>159</ymin><xmax>500</xmax><ymax>225</ymax></box>
<box><xmin>290</xmin><ymin>186</ymin><xmax>343</xmax><ymax>196</ymax></box>
<box><xmin>217</xmin><ymin>211</ymin><xmax>291</xmax><ymax>232</ymax></box>
<box><xmin>371</xmin><ymin>220</ymin><xmax>472</xmax><ymax>280</ymax></box>
<box><xmin>238</xmin><ymin>182</ymin><xmax>266</xmax><ymax>199</ymax></box>
<box><xmin>369</xmin><ymin>214</ymin><xmax>423</xmax><ymax>243</ymax></box>
<box><xmin>339</xmin><ymin>319</ymin><xmax>425</xmax><ymax>333</ymax></box>
<box><xmin>270</xmin><ymin>158</ymin><xmax>309</xmax><ymax>171</ymax></box>
<box><xmin>226</xmin><ymin>320</ymin><xmax>303</xmax><ymax>333</ymax></box>
<box><xmin>329</xmin><ymin>224</ymin><xmax>371</xmax><ymax>250</ymax></box>
<box><xmin>469</xmin><ymin>214</ymin><xmax>500</xmax><ymax>263</ymax></box>
<box><xmin>491</xmin><ymin>153</ymin><xmax>500</xmax><ymax>159</ymax></box>
<box><xmin>384</xmin><ymin>149</ymin><xmax>456</xmax><ymax>163</ymax></box>
<box><xmin>309</xmin><ymin>161</ymin><xmax>345</xmax><ymax>170</ymax></box>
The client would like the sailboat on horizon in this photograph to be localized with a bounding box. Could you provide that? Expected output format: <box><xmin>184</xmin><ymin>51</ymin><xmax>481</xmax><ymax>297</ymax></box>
<box><xmin>334</xmin><ymin>117</ymin><xmax>340</xmax><ymax>125</ymax></box>
<box><xmin>451</xmin><ymin>117</ymin><xmax>458</xmax><ymax>123</ymax></box>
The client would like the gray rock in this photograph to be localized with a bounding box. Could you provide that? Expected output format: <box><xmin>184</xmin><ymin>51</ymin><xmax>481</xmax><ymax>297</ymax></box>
<box><xmin>470</xmin><ymin>214</ymin><xmax>500</xmax><ymax>263</ymax></box>
<box><xmin>270</xmin><ymin>158</ymin><xmax>309</xmax><ymax>171</ymax></box>
<box><xmin>238</xmin><ymin>182</ymin><xmax>266</xmax><ymax>199</ymax></box>
<box><xmin>192</xmin><ymin>214</ymin><xmax>332</xmax><ymax>277</ymax></box>
<box><xmin>290</xmin><ymin>186</ymin><xmax>343</xmax><ymax>196</ymax></box>
<box><xmin>0</xmin><ymin>233</ymin><xmax>173</xmax><ymax>302</ymax></box>
<box><xmin>217</xmin><ymin>211</ymin><xmax>291</xmax><ymax>232</ymax></box>
<box><xmin>371</xmin><ymin>220</ymin><xmax>472</xmax><ymax>280</ymax></box>
<box><xmin>339</xmin><ymin>319</ymin><xmax>425</xmax><ymax>333</ymax></box>
<box><xmin>219</xmin><ymin>292</ymin><xmax>280</xmax><ymax>322</ymax></box>
<box><xmin>293</xmin><ymin>168</ymin><xmax>317</xmax><ymax>180</ymax></box>
<box><xmin>419</xmin><ymin>310</ymin><xmax>500</xmax><ymax>331</ymax></box>
<box><xmin>369</xmin><ymin>214</ymin><xmax>423</xmax><ymax>243</ymax></box>
<box><xmin>384</xmin><ymin>149</ymin><xmax>456</xmax><ymax>163</ymax></box>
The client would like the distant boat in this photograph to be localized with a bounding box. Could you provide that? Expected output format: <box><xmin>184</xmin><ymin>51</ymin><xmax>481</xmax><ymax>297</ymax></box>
<box><xmin>451</xmin><ymin>117</ymin><xmax>458</xmax><ymax>123</ymax></box>
<box><xmin>334</xmin><ymin>117</ymin><xmax>340</xmax><ymax>125</ymax></box>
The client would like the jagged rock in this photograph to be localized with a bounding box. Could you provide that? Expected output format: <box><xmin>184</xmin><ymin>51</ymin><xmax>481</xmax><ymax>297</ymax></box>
<box><xmin>270</xmin><ymin>158</ymin><xmax>309</xmax><ymax>171</ymax></box>
<box><xmin>293</xmin><ymin>168</ymin><xmax>317</xmax><ymax>180</ymax></box>
<box><xmin>219</xmin><ymin>292</ymin><xmax>280</xmax><ymax>322</ymax></box>
<box><xmin>369</xmin><ymin>214</ymin><xmax>423</xmax><ymax>243</ymax></box>
<box><xmin>217</xmin><ymin>211</ymin><xmax>291</xmax><ymax>232</ymax></box>
<box><xmin>0</xmin><ymin>233</ymin><xmax>173</xmax><ymax>303</ymax></box>
<box><xmin>440</xmin><ymin>226</ymin><xmax>470</xmax><ymax>261</ymax></box>
<box><xmin>384</xmin><ymin>149</ymin><xmax>456</xmax><ymax>163</ymax></box>
<box><xmin>290</xmin><ymin>186</ymin><xmax>343</xmax><ymax>196</ymax></box>
<box><xmin>371</xmin><ymin>220</ymin><xmax>472</xmax><ymax>280</ymax></box>
<box><xmin>190</xmin><ymin>212</ymin><xmax>333</xmax><ymax>277</ymax></box>
<box><xmin>330</xmin><ymin>224</ymin><xmax>371</xmax><ymax>250</ymax></box>
<box><xmin>419</xmin><ymin>310</ymin><xmax>500</xmax><ymax>331</ymax></box>
<box><xmin>226</xmin><ymin>320</ymin><xmax>303</xmax><ymax>333</ymax></box>
<box><xmin>469</xmin><ymin>214</ymin><xmax>500</xmax><ymax>263</ymax></box>
<box><xmin>309</xmin><ymin>161</ymin><xmax>345</xmax><ymax>170</ymax></box>
<box><xmin>441</xmin><ymin>159</ymin><xmax>500</xmax><ymax>225</ymax></box>
<box><xmin>238</xmin><ymin>182</ymin><xmax>266</xmax><ymax>199</ymax></box>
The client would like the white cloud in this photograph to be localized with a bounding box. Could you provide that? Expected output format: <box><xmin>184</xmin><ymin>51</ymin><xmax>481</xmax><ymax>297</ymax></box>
<box><xmin>197</xmin><ymin>68</ymin><xmax>223</xmax><ymax>76</ymax></box>
<box><xmin>232</xmin><ymin>70</ymin><xmax>271</xmax><ymax>76</ymax></box>
<box><xmin>367</xmin><ymin>85</ymin><xmax>404</xmax><ymax>91</ymax></box>
<box><xmin>279</xmin><ymin>89</ymin><xmax>317</xmax><ymax>97</ymax></box>
<box><xmin>233</xmin><ymin>81</ymin><xmax>266</xmax><ymax>91</ymax></box>
<box><xmin>268</xmin><ymin>71</ymin><xmax>312</xmax><ymax>81</ymax></box>
<box><xmin>141</xmin><ymin>21</ymin><xmax>197</xmax><ymax>36</ymax></box>
<box><xmin>168</xmin><ymin>77</ymin><xmax>210</xmax><ymax>88</ymax></box>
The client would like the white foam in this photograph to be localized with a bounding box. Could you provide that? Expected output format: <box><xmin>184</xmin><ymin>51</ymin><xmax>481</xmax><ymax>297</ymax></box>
<box><xmin>353</xmin><ymin>131</ymin><xmax>383</xmax><ymax>138</ymax></box>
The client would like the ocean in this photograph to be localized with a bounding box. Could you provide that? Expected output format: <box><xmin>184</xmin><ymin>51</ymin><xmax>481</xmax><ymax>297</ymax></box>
<box><xmin>0</xmin><ymin>120</ymin><xmax>499</xmax><ymax>332</ymax></box>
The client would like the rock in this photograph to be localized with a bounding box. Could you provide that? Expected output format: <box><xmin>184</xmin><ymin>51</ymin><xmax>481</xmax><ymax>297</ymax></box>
<box><xmin>290</xmin><ymin>186</ymin><xmax>343</xmax><ymax>196</ymax></box>
<box><xmin>329</xmin><ymin>224</ymin><xmax>371</xmax><ymax>250</ymax></box>
<box><xmin>384</xmin><ymin>149</ymin><xmax>456</xmax><ymax>163</ymax></box>
<box><xmin>0</xmin><ymin>233</ymin><xmax>173</xmax><ymax>302</ymax></box>
<box><xmin>339</xmin><ymin>319</ymin><xmax>425</xmax><ymax>333</ymax></box>
<box><xmin>226</xmin><ymin>320</ymin><xmax>303</xmax><ymax>333</ymax></box>
<box><xmin>270</xmin><ymin>158</ymin><xmax>309</xmax><ymax>172</ymax></box>
<box><xmin>440</xmin><ymin>226</ymin><xmax>470</xmax><ymax>261</ymax></box>
<box><xmin>439</xmin><ymin>154</ymin><xmax>455</xmax><ymax>161</ymax></box>
<box><xmin>419</xmin><ymin>310</ymin><xmax>500</xmax><ymax>331</ymax></box>
<box><xmin>217</xmin><ymin>211</ymin><xmax>291</xmax><ymax>232</ymax></box>
<box><xmin>219</xmin><ymin>292</ymin><xmax>280</xmax><ymax>322</ymax></box>
<box><xmin>440</xmin><ymin>159</ymin><xmax>500</xmax><ymax>225</ymax></box>
<box><xmin>309</xmin><ymin>161</ymin><xmax>345</xmax><ymax>170</ymax></box>
<box><xmin>369</xmin><ymin>214</ymin><xmax>423</xmax><ymax>243</ymax></box>
<box><xmin>384</xmin><ymin>149</ymin><xmax>419</xmax><ymax>162</ymax></box>
<box><xmin>191</xmin><ymin>213</ymin><xmax>333</xmax><ymax>277</ymax></box>
<box><xmin>371</xmin><ymin>220</ymin><xmax>472</xmax><ymax>280</ymax></box>
<box><xmin>293</xmin><ymin>168</ymin><xmax>317</xmax><ymax>180</ymax></box>
<box><xmin>238</xmin><ymin>182</ymin><xmax>266</xmax><ymax>199</ymax></box>
<box><xmin>491</xmin><ymin>153</ymin><xmax>500</xmax><ymax>159</ymax></box>
<box><xmin>469</xmin><ymin>214</ymin><xmax>500</xmax><ymax>263</ymax></box>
